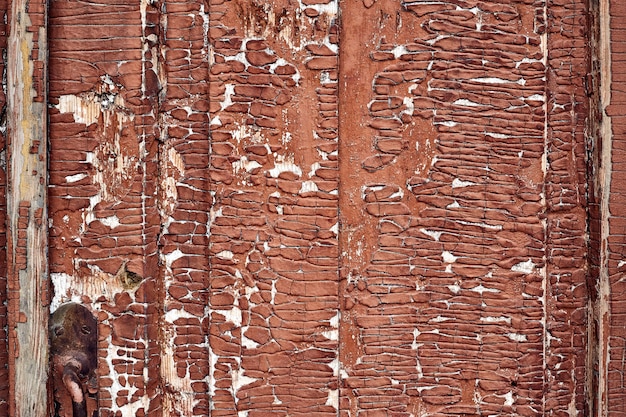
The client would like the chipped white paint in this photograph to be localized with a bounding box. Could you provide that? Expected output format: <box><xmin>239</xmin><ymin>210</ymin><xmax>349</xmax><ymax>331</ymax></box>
<box><xmin>506</xmin><ymin>333</ymin><xmax>528</xmax><ymax>342</ymax></box>
<box><xmin>98</xmin><ymin>215</ymin><xmax>121</xmax><ymax>229</ymax></box>
<box><xmin>164</xmin><ymin>308</ymin><xmax>197</xmax><ymax>324</ymax></box>
<box><xmin>105</xmin><ymin>329</ymin><xmax>150</xmax><ymax>416</ymax></box>
<box><xmin>391</xmin><ymin>45</ymin><xmax>409</xmax><ymax>59</ymax></box>
<box><xmin>298</xmin><ymin>0</ymin><xmax>338</xmax><ymax>17</ymax></box>
<box><xmin>435</xmin><ymin>120</ymin><xmax>456</xmax><ymax>127</ymax></box>
<box><xmin>309</xmin><ymin>162</ymin><xmax>321</xmax><ymax>177</ymax></box>
<box><xmin>268</xmin><ymin>161</ymin><xmax>302</xmax><ymax>178</ymax></box>
<box><xmin>322</xmin><ymin>312</ymin><xmax>340</xmax><ymax>341</ymax></box>
<box><xmin>219</xmin><ymin>305</ymin><xmax>243</xmax><ymax>327</ymax></box>
<box><xmin>471</xmin><ymin>77</ymin><xmax>526</xmax><ymax>85</ymax></box>
<box><xmin>57</xmin><ymin>94</ymin><xmax>108</xmax><ymax>125</ymax></box>
<box><xmin>50</xmin><ymin>273</ymin><xmax>77</xmax><ymax>312</ymax></box>
<box><xmin>320</xmin><ymin>71</ymin><xmax>333</xmax><ymax>84</ymax></box>
<box><xmin>515</xmin><ymin>57</ymin><xmax>544</xmax><ymax>69</ymax></box>
<box><xmin>480</xmin><ymin>316</ymin><xmax>512</xmax><ymax>324</ymax></box>
<box><xmin>511</xmin><ymin>259</ymin><xmax>535</xmax><ymax>274</ymax></box>
<box><xmin>455</xmin><ymin>219</ymin><xmax>502</xmax><ymax>230</ymax></box>
<box><xmin>420</xmin><ymin>228</ymin><xmax>442</xmax><ymax>241</ymax></box>
<box><xmin>524</xmin><ymin>94</ymin><xmax>545</xmax><ymax>102</ymax></box>
<box><xmin>470</xmin><ymin>285</ymin><xmax>499</xmax><ymax>294</ymax></box>
<box><xmin>216</xmin><ymin>250</ymin><xmax>235</xmax><ymax>260</ymax></box>
<box><xmin>51</xmin><ymin>266</ymin><xmax>137</xmax><ymax>313</ymax></box>
<box><xmin>221</xmin><ymin>84</ymin><xmax>235</xmax><ymax>110</ymax></box>
<box><xmin>164</xmin><ymin>248</ymin><xmax>185</xmax><ymax>268</ymax></box>
<box><xmin>484</xmin><ymin>131</ymin><xmax>513</xmax><ymax>139</ymax></box>
<box><xmin>453</xmin><ymin>98</ymin><xmax>481</xmax><ymax>107</ymax></box>
<box><xmin>442</xmin><ymin>251</ymin><xmax>458</xmax><ymax>264</ymax></box>
<box><xmin>326</xmin><ymin>389</ymin><xmax>339</xmax><ymax>410</ymax></box>
<box><xmin>231</xmin><ymin>359</ymin><xmax>258</xmax><ymax>400</ymax></box>
<box><xmin>270</xmin><ymin>279</ymin><xmax>277</xmax><ymax>304</ymax></box>
<box><xmin>65</xmin><ymin>173</ymin><xmax>87</xmax><ymax>183</ymax></box>
<box><xmin>281</xmin><ymin>132</ymin><xmax>292</xmax><ymax>144</ymax></box>
<box><xmin>452</xmin><ymin>178</ymin><xmax>475</xmax><ymax>188</ymax></box>
<box><xmin>270</xmin><ymin>57</ymin><xmax>301</xmax><ymax>84</ymax></box>
<box><xmin>242</xmin><ymin>326</ymin><xmax>260</xmax><ymax>349</ymax></box>
<box><xmin>503</xmin><ymin>391</ymin><xmax>514</xmax><ymax>407</ymax></box>
<box><xmin>300</xmin><ymin>180</ymin><xmax>319</xmax><ymax>194</ymax></box>
<box><xmin>448</xmin><ymin>283</ymin><xmax>461</xmax><ymax>294</ymax></box>
<box><xmin>233</xmin><ymin>156</ymin><xmax>262</xmax><ymax>174</ymax></box>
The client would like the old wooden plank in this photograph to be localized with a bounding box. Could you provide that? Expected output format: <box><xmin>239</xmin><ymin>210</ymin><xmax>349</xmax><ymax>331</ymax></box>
<box><xmin>6</xmin><ymin>0</ymin><xmax>49</xmax><ymax>415</ymax></box>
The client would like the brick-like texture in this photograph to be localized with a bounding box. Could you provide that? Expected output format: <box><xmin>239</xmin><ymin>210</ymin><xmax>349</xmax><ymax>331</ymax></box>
<box><xmin>207</xmin><ymin>0</ymin><xmax>339</xmax><ymax>415</ymax></box>
<box><xmin>48</xmin><ymin>1</ymin><xmax>161</xmax><ymax>415</ymax></box>
<box><xmin>607</xmin><ymin>1</ymin><xmax>626</xmax><ymax>415</ymax></box>
<box><xmin>158</xmin><ymin>0</ymin><xmax>211</xmax><ymax>415</ymax></box>
<box><xmin>544</xmin><ymin>0</ymin><xmax>589</xmax><ymax>413</ymax></box>
<box><xmin>338</xmin><ymin>0</ymin><xmax>587</xmax><ymax>415</ymax></box>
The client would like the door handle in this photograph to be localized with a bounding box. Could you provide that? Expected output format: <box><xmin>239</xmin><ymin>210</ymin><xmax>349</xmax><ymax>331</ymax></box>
<box><xmin>49</xmin><ymin>303</ymin><xmax>98</xmax><ymax>417</ymax></box>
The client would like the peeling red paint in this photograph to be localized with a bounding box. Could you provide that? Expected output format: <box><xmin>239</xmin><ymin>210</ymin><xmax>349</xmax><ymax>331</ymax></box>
<box><xmin>0</xmin><ymin>0</ymin><xmax>623</xmax><ymax>416</ymax></box>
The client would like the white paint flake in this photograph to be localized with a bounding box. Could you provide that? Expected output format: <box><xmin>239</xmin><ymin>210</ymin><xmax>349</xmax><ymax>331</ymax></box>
<box><xmin>470</xmin><ymin>285</ymin><xmax>500</xmax><ymax>294</ymax></box>
<box><xmin>480</xmin><ymin>316</ymin><xmax>512</xmax><ymax>324</ymax></box>
<box><xmin>420</xmin><ymin>228</ymin><xmax>442</xmax><ymax>241</ymax></box>
<box><xmin>241</xmin><ymin>326</ymin><xmax>260</xmax><ymax>349</ymax></box>
<box><xmin>300</xmin><ymin>180</ymin><xmax>319</xmax><ymax>194</ymax></box>
<box><xmin>231</xmin><ymin>364</ymin><xmax>258</xmax><ymax>400</ymax></box>
<box><xmin>232</xmin><ymin>157</ymin><xmax>262</xmax><ymax>174</ymax></box>
<box><xmin>50</xmin><ymin>273</ymin><xmax>77</xmax><ymax>312</ymax></box>
<box><xmin>216</xmin><ymin>250</ymin><xmax>234</xmax><ymax>260</ymax></box>
<box><xmin>96</xmin><ymin>215</ymin><xmax>119</xmax><ymax>229</ymax></box>
<box><xmin>506</xmin><ymin>333</ymin><xmax>528</xmax><ymax>342</ymax></box>
<box><xmin>448</xmin><ymin>283</ymin><xmax>461</xmax><ymax>294</ymax></box>
<box><xmin>455</xmin><ymin>219</ymin><xmax>502</xmax><ymax>230</ymax></box>
<box><xmin>164</xmin><ymin>249</ymin><xmax>185</xmax><ymax>268</ymax></box>
<box><xmin>524</xmin><ymin>94</ymin><xmax>545</xmax><ymax>102</ymax></box>
<box><xmin>452</xmin><ymin>178</ymin><xmax>475</xmax><ymax>188</ymax></box>
<box><xmin>326</xmin><ymin>389</ymin><xmax>339</xmax><ymax>410</ymax></box>
<box><xmin>221</xmin><ymin>84</ymin><xmax>235</xmax><ymax>110</ymax></box>
<box><xmin>471</xmin><ymin>77</ymin><xmax>526</xmax><ymax>86</ymax></box>
<box><xmin>268</xmin><ymin>161</ymin><xmax>302</xmax><ymax>178</ymax></box>
<box><xmin>219</xmin><ymin>306</ymin><xmax>242</xmax><ymax>327</ymax></box>
<box><xmin>453</xmin><ymin>98</ymin><xmax>481</xmax><ymax>107</ymax></box>
<box><xmin>65</xmin><ymin>173</ymin><xmax>87</xmax><ymax>183</ymax></box>
<box><xmin>511</xmin><ymin>259</ymin><xmax>535</xmax><ymax>274</ymax></box>
<box><xmin>164</xmin><ymin>308</ymin><xmax>197</xmax><ymax>324</ymax></box>
<box><xmin>442</xmin><ymin>251</ymin><xmax>458</xmax><ymax>264</ymax></box>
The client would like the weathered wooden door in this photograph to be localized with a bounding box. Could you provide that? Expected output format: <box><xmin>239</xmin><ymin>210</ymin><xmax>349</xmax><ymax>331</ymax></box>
<box><xmin>1</xmin><ymin>0</ymin><xmax>626</xmax><ymax>416</ymax></box>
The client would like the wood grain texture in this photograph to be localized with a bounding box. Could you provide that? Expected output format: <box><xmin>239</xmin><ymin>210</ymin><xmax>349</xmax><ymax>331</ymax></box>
<box><xmin>6</xmin><ymin>0</ymin><xmax>49</xmax><ymax>415</ymax></box>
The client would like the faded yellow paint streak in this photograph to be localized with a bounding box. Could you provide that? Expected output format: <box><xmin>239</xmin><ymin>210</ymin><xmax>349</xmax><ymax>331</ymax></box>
<box><xmin>19</xmin><ymin>38</ymin><xmax>35</xmax><ymax>198</ymax></box>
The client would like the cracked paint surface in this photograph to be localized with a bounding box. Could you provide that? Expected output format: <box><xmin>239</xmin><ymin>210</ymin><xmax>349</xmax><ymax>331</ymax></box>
<box><xmin>12</xmin><ymin>0</ymin><xmax>615</xmax><ymax>416</ymax></box>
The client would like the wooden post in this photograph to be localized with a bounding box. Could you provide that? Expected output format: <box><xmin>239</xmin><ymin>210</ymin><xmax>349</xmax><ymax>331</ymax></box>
<box><xmin>6</xmin><ymin>0</ymin><xmax>49</xmax><ymax>415</ymax></box>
